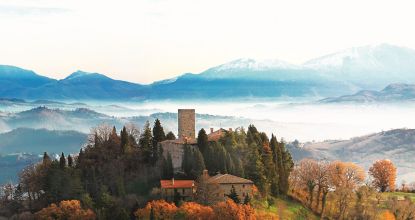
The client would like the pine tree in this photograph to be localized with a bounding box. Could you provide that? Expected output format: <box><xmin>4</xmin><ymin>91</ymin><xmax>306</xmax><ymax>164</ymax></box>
<box><xmin>197</xmin><ymin>128</ymin><xmax>209</xmax><ymax>155</ymax></box>
<box><xmin>166</xmin><ymin>131</ymin><xmax>176</xmax><ymax>140</ymax></box>
<box><xmin>67</xmin><ymin>154</ymin><xmax>73</xmax><ymax>167</ymax></box>
<box><xmin>153</xmin><ymin>119</ymin><xmax>166</xmax><ymax>147</ymax></box>
<box><xmin>59</xmin><ymin>152</ymin><xmax>66</xmax><ymax>169</ymax></box>
<box><xmin>226</xmin><ymin>185</ymin><xmax>240</xmax><ymax>203</ymax></box>
<box><xmin>139</xmin><ymin>121</ymin><xmax>154</xmax><ymax>164</ymax></box>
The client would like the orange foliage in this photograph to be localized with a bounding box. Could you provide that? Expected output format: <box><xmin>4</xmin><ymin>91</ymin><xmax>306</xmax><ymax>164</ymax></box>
<box><xmin>178</xmin><ymin>202</ymin><xmax>214</xmax><ymax>220</ymax></box>
<box><xmin>212</xmin><ymin>199</ymin><xmax>256</xmax><ymax>220</ymax></box>
<box><xmin>35</xmin><ymin>200</ymin><xmax>96</xmax><ymax>220</ymax></box>
<box><xmin>134</xmin><ymin>200</ymin><xmax>178</xmax><ymax>220</ymax></box>
<box><xmin>380</xmin><ymin>210</ymin><xmax>396</xmax><ymax>220</ymax></box>
<box><xmin>369</xmin><ymin>159</ymin><xmax>397</xmax><ymax>192</ymax></box>
<box><xmin>135</xmin><ymin>199</ymin><xmax>266</xmax><ymax>220</ymax></box>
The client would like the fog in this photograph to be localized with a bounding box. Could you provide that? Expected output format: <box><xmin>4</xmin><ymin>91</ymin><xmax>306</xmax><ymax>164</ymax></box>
<box><xmin>1</xmin><ymin>99</ymin><xmax>414</xmax><ymax>142</ymax></box>
<box><xmin>99</xmin><ymin>100</ymin><xmax>413</xmax><ymax>142</ymax></box>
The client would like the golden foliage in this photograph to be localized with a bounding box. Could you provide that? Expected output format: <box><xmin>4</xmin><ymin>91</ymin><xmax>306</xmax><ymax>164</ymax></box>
<box><xmin>212</xmin><ymin>199</ymin><xmax>256</xmax><ymax>220</ymax></box>
<box><xmin>369</xmin><ymin>159</ymin><xmax>397</xmax><ymax>192</ymax></box>
<box><xmin>134</xmin><ymin>200</ymin><xmax>178</xmax><ymax>220</ymax></box>
<box><xmin>35</xmin><ymin>200</ymin><xmax>96</xmax><ymax>220</ymax></box>
<box><xmin>178</xmin><ymin>202</ymin><xmax>214</xmax><ymax>220</ymax></box>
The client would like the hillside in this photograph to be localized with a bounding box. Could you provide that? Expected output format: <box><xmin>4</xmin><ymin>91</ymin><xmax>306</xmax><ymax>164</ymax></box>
<box><xmin>289</xmin><ymin>128</ymin><xmax>415</xmax><ymax>181</ymax></box>
<box><xmin>320</xmin><ymin>83</ymin><xmax>415</xmax><ymax>103</ymax></box>
<box><xmin>0</xmin><ymin>128</ymin><xmax>87</xmax><ymax>154</ymax></box>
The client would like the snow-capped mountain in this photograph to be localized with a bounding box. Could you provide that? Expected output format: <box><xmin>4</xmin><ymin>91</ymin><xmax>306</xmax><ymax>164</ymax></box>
<box><xmin>1</xmin><ymin>43</ymin><xmax>415</xmax><ymax>100</ymax></box>
<box><xmin>304</xmin><ymin>44</ymin><xmax>415</xmax><ymax>87</ymax></box>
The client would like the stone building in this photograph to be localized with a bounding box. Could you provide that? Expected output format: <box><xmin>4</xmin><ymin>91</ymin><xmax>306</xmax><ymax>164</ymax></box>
<box><xmin>160</xmin><ymin>109</ymin><xmax>233</xmax><ymax>170</ymax></box>
<box><xmin>160</xmin><ymin>178</ymin><xmax>195</xmax><ymax>202</ymax></box>
<box><xmin>205</xmin><ymin>170</ymin><xmax>254</xmax><ymax>203</ymax></box>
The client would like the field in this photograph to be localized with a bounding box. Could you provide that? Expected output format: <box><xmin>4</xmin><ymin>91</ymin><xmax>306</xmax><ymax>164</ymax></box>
<box><xmin>252</xmin><ymin>197</ymin><xmax>318</xmax><ymax>220</ymax></box>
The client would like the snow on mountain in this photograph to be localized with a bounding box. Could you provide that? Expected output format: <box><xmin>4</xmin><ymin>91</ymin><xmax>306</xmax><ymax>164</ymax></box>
<box><xmin>213</xmin><ymin>58</ymin><xmax>301</xmax><ymax>71</ymax></box>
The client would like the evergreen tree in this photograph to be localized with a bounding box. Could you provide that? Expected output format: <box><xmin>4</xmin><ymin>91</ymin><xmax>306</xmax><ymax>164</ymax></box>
<box><xmin>162</xmin><ymin>152</ymin><xmax>174</xmax><ymax>179</ymax></box>
<box><xmin>197</xmin><ymin>128</ymin><xmax>209</xmax><ymax>155</ymax></box>
<box><xmin>43</xmin><ymin>152</ymin><xmax>51</xmax><ymax>165</ymax></box>
<box><xmin>191</xmin><ymin>148</ymin><xmax>206</xmax><ymax>179</ymax></box>
<box><xmin>67</xmin><ymin>154</ymin><xmax>73</xmax><ymax>167</ymax></box>
<box><xmin>226</xmin><ymin>185</ymin><xmax>240</xmax><ymax>203</ymax></box>
<box><xmin>59</xmin><ymin>152</ymin><xmax>66</xmax><ymax>169</ymax></box>
<box><xmin>139</xmin><ymin>121</ymin><xmax>154</xmax><ymax>164</ymax></box>
<box><xmin>243</xmin><ymin>194</ymin><xmax>251</xmax><ymax>205</ymax></box>
<box><xmin>217</xmin><ymin>144</ymin><xmax>228</xmax><ymax>174</ymax></box>
<box><xmin>153</xmin><ymin>119</ymin><xmax>166</xmax><ymax>147</ymax></box>
<box><xmin>166</xmin><ymin>131</ymin><xmax>176</xmax><ymax>140</ymax></box>
<box><xmin>120</xmin><ymin>126</ymin><xmax>130</xmax><ymax>153</ymax></box>
<box><xmin>245</xmin><ymin>143</ymin><xmax>267</xmax><ymax>194</ymax></box>
<box><xmin>279</xmin><ymin>140</ymin><xmax>294</xmax><ymax>195</ymax></box>
<box><xmin>149</xmin><ymin>207</ymin><xmax>155</xmax><ymax>220</ymax></box>
<box><xmin>181</xmin><ymin>144</ymin><xmax>192</xmax><ymax>175</ymax></box>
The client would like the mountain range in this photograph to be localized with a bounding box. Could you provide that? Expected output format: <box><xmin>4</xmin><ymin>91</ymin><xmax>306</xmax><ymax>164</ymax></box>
<box><xmin>320</xmin><ymin>83</ymin><xmax>415</xmax><ymax>103</ymax></box>
<box><xmin>2</xmin><ymin>44</ymin><xmax>415</xmax><ymax>101</ymax></box>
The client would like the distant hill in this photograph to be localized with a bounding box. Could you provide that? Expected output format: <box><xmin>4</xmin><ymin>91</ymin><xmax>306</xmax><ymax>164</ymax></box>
<box><xmin>0</xmin><ymin>128</ymin><xmax>87</xmax><ymax>154</ymax></box>
<box><xmin>288</xmin><ymin>128</ymin><xmax>415</xmax><ymax>181</ymax></box>
<box><xmin>1</xmin><ymin>44</ymin><xmax>415</xmax><ymax>100</ymax></box>
<box><xmin>320</xmin><ymin>83</ymin><xmax>415</xmax><ymax>103</ymax></box>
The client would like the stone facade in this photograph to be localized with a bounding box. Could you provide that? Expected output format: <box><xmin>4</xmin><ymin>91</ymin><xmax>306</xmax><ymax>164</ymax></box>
<box><xmin>178</xmin><ymin>109</ymin><xmax>195</xmax><ymax>139</ymax></box>
<box><xmin>207</xmin><ymin>173</ymin><xmax>254</xmax><ymax>203</ymax></box>
<box><xmin>161</xmin><ymin>140</ymin><xmax>196</xmax><ymax>170</ymax></box>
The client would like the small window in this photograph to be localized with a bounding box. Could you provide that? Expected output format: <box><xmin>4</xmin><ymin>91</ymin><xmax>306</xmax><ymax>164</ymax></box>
<box><xmin>242</xmin><ymin>184</ymin><xmax>245</xmax><ymax>188</ymax></box>
<box><xmin>182</xmin><ymin>189</ymin><xmax>185</xmax><ymax>194</ymax></box>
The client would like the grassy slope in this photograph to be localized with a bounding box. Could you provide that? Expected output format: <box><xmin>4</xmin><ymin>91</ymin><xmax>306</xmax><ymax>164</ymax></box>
<box><xmin>383</xmin><ymin>192</ymin><xmax>415</xmax><ymax>202</ymax></box>
<box><xmin>253</xmin><ymin>197</ymin><xmax>318</xmax><ymax>219</ymax></box>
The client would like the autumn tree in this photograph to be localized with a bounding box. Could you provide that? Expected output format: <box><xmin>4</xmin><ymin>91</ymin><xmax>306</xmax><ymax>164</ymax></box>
<box><xmin>369</xmin><ymin>159</ymin><xmax>397</xmax><ymax>192</ymax></box>
<box><xmin>177</xmin><ymin>202</ymin><xmax>215</xmax><ymax>220</ymax></box>
<box><xmin>134</xmin><ymin>200</ymin><xmax>178</xmax><ymax>220</ymax></box>
<box><xmin>35</xmin><ymin>200</ymin><xmax>96</xmax><ymax>220</ymax></box>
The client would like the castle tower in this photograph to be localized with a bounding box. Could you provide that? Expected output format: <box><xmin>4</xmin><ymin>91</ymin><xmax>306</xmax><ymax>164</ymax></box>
<box><xmin>178</xmin><ymin>109</ymin><xmax>195</xmax><ymax>139</ymax></box>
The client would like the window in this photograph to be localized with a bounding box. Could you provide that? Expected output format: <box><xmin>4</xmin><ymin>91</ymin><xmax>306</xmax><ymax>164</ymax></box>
<box><xmin>242</xmin><ymin>184</ymin><xmax>245</xmax><ymax>188</ymax></box>
<box><xmin>182</xmin><ymin>189</ymin><xmax>185</xmax><ymax>194</ymax></box>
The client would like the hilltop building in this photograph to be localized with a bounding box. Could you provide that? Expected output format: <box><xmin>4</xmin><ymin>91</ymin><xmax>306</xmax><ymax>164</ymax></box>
<box><xmin>160</xmin><ymin>109</ymin><xmax>231</xmax><ymax>170</ymax></box>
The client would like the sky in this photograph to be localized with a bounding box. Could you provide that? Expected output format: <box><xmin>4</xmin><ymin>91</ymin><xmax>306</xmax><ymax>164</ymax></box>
<box><xmin>0</xmin><ymin>0</ymin><xmax>415</xmax><ymax>84</ymax></box>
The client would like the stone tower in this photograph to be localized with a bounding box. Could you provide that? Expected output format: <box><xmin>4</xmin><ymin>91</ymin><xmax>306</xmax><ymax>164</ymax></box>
<box><xmin>178</xmin><ymin>109</ymin><xmax>195</xmax><ymax>139</ymax></box>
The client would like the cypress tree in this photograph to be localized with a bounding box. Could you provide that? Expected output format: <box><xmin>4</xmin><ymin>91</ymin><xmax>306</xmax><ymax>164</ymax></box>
<box><xmin>43</xmin><ymin>152</ymin><xmax>51</xmax><ymax>165</ymax></box>
<box><xmin>59</xmin><ymin>152</ymin><xmax>66</xmax><ymax>169</ymax></box>
<box><xmin>245</xmin><ymin>143</ymin><xmax>266</xmax><ymax>194</ymax></box>
<box><xmin>243</xmin><ymin>194</ymin><xmax>251</xmax><ymax>205</ymax></box>
<box><xmin>197</xmin><ymin>128</ymin><xmax>209</xmax><ymax>155</ymax></box>
<box><xmin>120</xmin><ymin>126</ymin><xmax>130</xmax><ymax>153</ymax></box>
<box><xmin>182</xmin><ymin>144</ymin><xmax>192</xmax><ymax>175</ymax></box>
<box><xmin>191</xmin><ymin>148</ymin><xmax>206</xmax><ymax>179</ymax></box>
<box><xmin>163</xmin><ymin>152</ymin><xmax>174</xmax><ymax>179</ymax></box>
<box><xmin>67</xmin><ymin>154</ymin><xmax>73</xmax><ymax>167</ymax></box>
<box><xmin>166</xmin><ymin>131</ymin><xmax>176</xmax><ymax>140</ymax></box>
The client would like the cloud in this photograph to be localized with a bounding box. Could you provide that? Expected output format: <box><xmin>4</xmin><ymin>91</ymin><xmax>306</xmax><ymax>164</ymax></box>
<box><xmin>0</xmin><ymin>4</ymin><xmax>70</xmax><ymax>16</ymax></box>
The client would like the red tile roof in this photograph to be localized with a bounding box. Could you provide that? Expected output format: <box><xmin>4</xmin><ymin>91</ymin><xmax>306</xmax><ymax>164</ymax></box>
<box><xmin>160</xmin><ymin>179</ymin><xmax>194</xmax><ymax>189</ymax></box>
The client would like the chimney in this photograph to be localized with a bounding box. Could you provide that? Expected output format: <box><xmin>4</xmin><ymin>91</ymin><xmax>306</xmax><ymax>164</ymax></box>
<box><xmin>172</xmin><ymin>178</ymin><xmax>175</xmax><ymax>186</ymax></box>
<box><xmin>210</xmin><ymin>128</ymin><xmax>214</xmax><ymax>134</ymax></box>
<box><xmin>229</xmin><ymin>128</ymin><xmax>233</xmax><ymax>132</ymax></box>
<box><xmin>203</xmin><ymin>169</ymin><xmax>209</xmax><ymax>177</ymax></box>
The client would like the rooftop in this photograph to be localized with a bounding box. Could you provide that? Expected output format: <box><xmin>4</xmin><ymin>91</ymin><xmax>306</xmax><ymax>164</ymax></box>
<box><xmin>160</xmin><ymin>179</ymin><xmax>195</xmax><ymax>189</ymax></box>
<box><xmin>208</xmin><ymin>174</ymin><xmax>254</xmax><ymax>184</ymax></box>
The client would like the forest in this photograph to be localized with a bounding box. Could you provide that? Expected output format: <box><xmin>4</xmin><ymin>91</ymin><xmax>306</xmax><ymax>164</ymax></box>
<box><xmin>0</xmin><ymin>119</ymin><xmax>413</xmax><ymax>220</ymax></box>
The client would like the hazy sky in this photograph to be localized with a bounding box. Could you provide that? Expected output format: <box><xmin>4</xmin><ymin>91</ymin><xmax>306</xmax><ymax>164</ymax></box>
<box><xmin>1</xmin><ymin>0</ymin><xmax>415</xmax><ymax>84</ymax></box>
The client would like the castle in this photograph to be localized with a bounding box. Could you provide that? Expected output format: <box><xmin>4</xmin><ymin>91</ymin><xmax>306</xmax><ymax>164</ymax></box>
<box><xmin>160</xmin><ymin>109</ymin><xmax>228</xmax><ymax>170</ymax></box>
